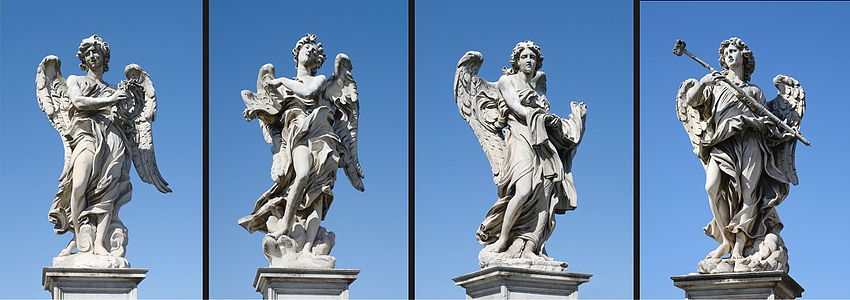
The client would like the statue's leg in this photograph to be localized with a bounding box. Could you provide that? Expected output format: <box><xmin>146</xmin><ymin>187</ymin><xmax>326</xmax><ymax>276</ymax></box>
<box><xmin>493</xmin><ymin>173</ymin><xmax>533</xmax><ymax>252</ymax></box>
<box><xmin>731</xmin><ymin>148</ymin><xmax>763</xmax><ymax>259</ymax></box>
<box><xmin>274</xmin><ymin>144</ymin><xmax>312</xmax><ymax>238</ymax></box>
<box><xmin>705</xmin><ymin>159</ymin><xmax>732</xmax><ymax>259</ymax></box>
<box><xmin>302</xmin><ymin>199</ymin><xmax>324</xmax><ymax>253</ymax></box>
<box><xmin>93</xmin><ymin>208</ymin><xmax>112</xmax><ymax>255</ymax></box>
<box><xmin>69</xmin><ymin>143</ymin><xmax>95</xmax><ymax>253</ymax></box>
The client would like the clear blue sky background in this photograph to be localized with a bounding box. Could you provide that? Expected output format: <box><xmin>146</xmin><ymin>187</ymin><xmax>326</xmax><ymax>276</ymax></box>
<box><xmin>209</xmin><ymin>0</ymin><xmax>408</xmax><ymax>298</ymax></box>
<box><xmin>0</xmin><ymin>0</ymin><xmax>202</xmax><ymax>299</ymax></box>
<box><xmin>415</xmin><ymin>0</ymin><xmax>634</xmax><ymax>298</ymax></box>
<box><xmin>640</xmin><ymin>2</ymin><xmax>850</xmax><ymax>298</ymax></box>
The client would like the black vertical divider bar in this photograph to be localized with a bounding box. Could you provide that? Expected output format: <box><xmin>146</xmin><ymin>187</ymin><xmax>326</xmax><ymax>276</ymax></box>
<box><xmin>408</xmin><ymin>0</ymin><xmax>416</xmax><ymax>299</ymax></box>
<box><xmin>202</xmin><ymin>0</ymin><xmax>210</xmax><ymax>298</ymax></box>
<box><xmin>633</xmin><ymin>0</ymin><xmax>640</xmax><ymax>298</ymax></box>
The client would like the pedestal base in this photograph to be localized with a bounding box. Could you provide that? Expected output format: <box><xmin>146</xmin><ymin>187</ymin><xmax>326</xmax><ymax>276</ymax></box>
<box><xmin>254</xmin><ymin>268</ymin><xmax>359</xmax><ymax>299</ymax></box>
<box><xmin>42</xmin><ymin>267</ymin><xmax>147</xmax><ymax>300</ymax></box>
<box><xmin>453</xmin><ymin>266</ymin><xmax>592</xmax><ymax>299</ymax></box>
<box><xmin>671</xmin><ymin>271</ymin><xmax>803</xmax><ymax>299</ymax></box>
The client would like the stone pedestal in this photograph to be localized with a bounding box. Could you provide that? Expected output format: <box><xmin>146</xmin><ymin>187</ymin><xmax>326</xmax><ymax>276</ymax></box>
<box><xmin>453</xmin><ymin>266</ymin><xmax>592</xmax><ymax>299</ymax></box>
<box><xmin>42</xmin><ymin>267</ymin><xmax>147</xmax><ymax>300</ymax></box>
<box><xmin>671</xmin><ymin>271</ymin><xmax>803</xmax><ymax>299</ymax></box>
<box><xmin>254</xmin><ymin>268</ymin><xmax>359</xmax><ymax>299</ymax></box>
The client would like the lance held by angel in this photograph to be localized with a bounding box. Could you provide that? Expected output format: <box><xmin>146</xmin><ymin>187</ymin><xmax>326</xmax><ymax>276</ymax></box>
<box><xmin>454</xmin><ymin>41</ymin><xmax>587</xmax><ymax>271</ymax></box>
<box><xmin>238</xmin><ymin>34</ymin><xmax>364</xmax><ymax>269</ymax></box>
<box><xmin>37</xmin><ymin>34</ymin><xmax>170</xmax><ymax>268</ymax></box>
<box><xmin>674</xmin><ymin>37</ymin><xmax>807</xmax><ymax>274</ymax></box>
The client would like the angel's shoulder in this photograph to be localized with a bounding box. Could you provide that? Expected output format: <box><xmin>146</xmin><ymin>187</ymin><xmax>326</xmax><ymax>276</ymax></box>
<box><xmin>497</xmin><ymin>74</ymin><xmax>512</xmax><ymax>87</ymax></box>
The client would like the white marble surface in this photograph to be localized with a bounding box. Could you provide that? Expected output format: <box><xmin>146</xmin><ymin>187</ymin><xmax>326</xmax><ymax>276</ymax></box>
<box><xmin>672</xmin><ymin>271</ymin><xmax>803</xmax><ymax>299</ymax></box>
<box><xmin>254</xmin><ymin>268</ymin><xmax>359</xmax><ymax>299</ymax></box>
<box><xmin>454</xmin><ymin>266</ymin><xmax>591</xmax><ymax>300</ymax></box>
<box><xmin>42</xmin><ymin>267</ymin><xmax>147</xmax><ymax>300</ymax></box>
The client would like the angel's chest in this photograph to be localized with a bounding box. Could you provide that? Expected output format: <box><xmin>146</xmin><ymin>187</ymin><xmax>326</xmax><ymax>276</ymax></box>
<box><xmin>78</xmin><ymin>79</ymin><xmax>114</xmax><ymax>97</ymax></box>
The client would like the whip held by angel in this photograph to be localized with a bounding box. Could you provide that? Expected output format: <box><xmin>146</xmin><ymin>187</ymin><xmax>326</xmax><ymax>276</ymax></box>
<box><xmin>674</xmin><ymin>37</ymin><xmax>807</xmax><ymax>274</ymax></box>
<box><xmin>37</xmin><ymin>34</ymin><xmax>170</xmax><ymax>268</ymax></box>
<box><xmin>454</xmin><ymin>41</ymin><xmax>587</xmax><ymax>271</ymax></box>
<box><xmin>238</xmin><ymin>34</ymin><xmax>364</xmax><ymax>269</ymax></box>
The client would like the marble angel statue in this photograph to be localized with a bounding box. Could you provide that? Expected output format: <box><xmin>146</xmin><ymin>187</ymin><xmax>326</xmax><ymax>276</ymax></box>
<box><xmin>37</xmin><ymin>34</ymin><xmax>171</xmax><ymax>268</ymax></box>
<box><xmin>454</xmin><ymin>41</ymin><xmax>587</xmax><ymax>271</ymax></box>
<box><xmin>674</xmin><ymin>37</ymin><xmax>807</xmax><ymax>274</ymax></box>
<box><xmin>238</xmin><ymin>34</ymin><xmax>364</xmax><ymax>269</ymax></box>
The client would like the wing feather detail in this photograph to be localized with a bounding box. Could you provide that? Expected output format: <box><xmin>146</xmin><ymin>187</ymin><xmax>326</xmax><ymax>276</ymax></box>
<box><xmin>36</xmin><ymin>55</ymin><xmax>74</xmax><ymax>177</ymax></box>
<box><xmin>454</xmin><ymin>51</ymin><xmax>507</xmax><ymax>181</ymax></box>
<box><xmin>767</xmin><ymin>74</ymin><xmax>806</xmax><ymax>185</ymax></box>
<box><xmin>118</xmin><ymin>64</ymin><xmax>171</xmax><ymax>193</ymax></box>
<box><xmin>326</xmin><ymin>53</ymin><xmax>365</xmax><ymax>192</ymax></box>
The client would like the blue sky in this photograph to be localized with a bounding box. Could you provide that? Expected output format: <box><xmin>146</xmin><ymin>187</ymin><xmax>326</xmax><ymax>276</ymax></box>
<box><xmin>208</xmin><ymin>0</ymin><xmax>408</xmax><ymax>298</ymax></box>
<box><xmin>640</xmin><ymin>2</ymin><xmax>850</xmax><ymax>298</ymax></box>
<box><xmin>0</xmin><ymin>0</ymin><xmax>202</xmax><ymax>299</ymax></box>
<box><xmin>415</xmin><ymin>0</ymin><xmax>634</xmax><ymax>298</ymax></box>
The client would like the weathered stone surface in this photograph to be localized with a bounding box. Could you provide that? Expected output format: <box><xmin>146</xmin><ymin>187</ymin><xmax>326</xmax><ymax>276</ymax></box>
<box><xmin>43</xmin><ymin>267</ymin><xmax>147</xmax><ymax>300</ymax></box>
<box><xmin>672</xmin><ymin>271</ymin><xmax>803</xmax><ymax>299</ymax></box>
<box><xmin>673</xmin><ymin>38</ymin><xmax>807</xmax><ymax>274</ymax></box>
<box><xmin>38</xmin><ymin>34</ymin><xmax>171</xmax><ymax>268</ymax></box>
<box><xmin>238</xmin><ymin>34</ymin><xmax>364</xmax><ymax>269</ymax></box>
<box><xmin>254</xmin><ymin>268</ymin><xmax>359</xmax><ymax>299</ymax></box>
<box><xmin>454</xmin><ymin>41</ymin><xmax>587</xmax><ymax>270</ymax></box>
<box><xmin>454</xmin><ymin>266</ymin><xmax>591</xmax><ymax>300</ymax></box>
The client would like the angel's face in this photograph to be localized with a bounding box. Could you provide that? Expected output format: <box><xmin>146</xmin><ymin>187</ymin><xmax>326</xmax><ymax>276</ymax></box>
<box><xmin>723</xmin><ymin>45</ymin><xmax>743</xmax><ymax>70</ymax></box>
<box><xmin>84</xmin><ymin>46</ymin><xmax>104</xmax><ymax>71</ymax></box>
<box><xmin>518</xmin><ymin>48</ymin><xmax>537</xmax><ymax>75</ymax></box>
<box><xmin>297</xmin><ymin>43</ymin><xmax>320</xmax><ymax>68</ymax></box>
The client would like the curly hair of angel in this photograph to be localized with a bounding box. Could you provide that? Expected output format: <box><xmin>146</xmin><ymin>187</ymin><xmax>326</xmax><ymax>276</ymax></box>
<box><xmin>77</xmin><ymin>34</ymin><xmax>111</xmax><ymax>72</ymax></box>
<box><xmin>718</xmin><ymin>37</ymin><xmax>755</xmax><ymax>82</ymax></box>
<box><xmin>291</xmin><ymin>33</ymin><xmax>327</xmax><ymax>75</ymax></box>
<box><xmin>503</xmin><ymin>40</ymin><xmax>544</xmax><ymax>75</ymax></box>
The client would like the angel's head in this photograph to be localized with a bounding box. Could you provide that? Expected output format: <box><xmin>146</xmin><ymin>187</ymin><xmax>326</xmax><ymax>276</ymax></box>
<box><xmin>718</xmin><ymin>37</ymin><xmax>755</xmax><ymax>82</ymax></box>
<box><xmin>504</xmin><ymin>40</ymin><xmax>544</xmax><ymax>76</ymax></box>
<box><xmin>292</xmin><ymin>34</ymin><xmax>327</xmax><ymax>76</ymax></box>
<box><xmin>77</xmin><ymin>34</ymin><xmax>111</xmax><ymax>73</ymax></box>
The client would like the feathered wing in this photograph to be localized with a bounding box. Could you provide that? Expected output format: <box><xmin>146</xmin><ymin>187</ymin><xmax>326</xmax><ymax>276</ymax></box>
<box><xmin>36</xmin><ymin>55</ymin><xmax>74</xmax><ymax>177</ymax></box>
<box><xmin>325</xmin><ymin>53</ymin><xmax>365</xmax><ymax>191</ymax></box>
<box><xmin>767</xmin><ymin>74</ymin><xmax>806</xmax><ymax>185</ymax></box>
<box><xmin>675</xmin><ymin>78</ymin><xmax>709</xmax><ymax>161</ymax></box>
<box><xmin>242</xmin><ymin>64</ymin><xmax>283</xmax><ymax>143</ymax></box>
<box><xmin>454</xmin><ymin>51</ymin><xmax>507</xmax><ymax>182</ymax></box>
<box><xmin>117</xmin><ymin>64</ymin><xmax>171</xmax><ymax>193</ymax></box>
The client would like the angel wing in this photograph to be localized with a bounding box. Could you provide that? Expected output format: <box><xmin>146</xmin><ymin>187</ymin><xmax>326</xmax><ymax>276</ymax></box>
<box><xmin>325</xmin><ymin>53</ymin><xmax>365</xmax><ymax>191</ymax></box>
<box><xmin>766</xmin><ymin>74</ymin><xmax>806</xmax><ymax>184</ymax></box>
<box><xmin>675</xmin><ymin>78</ymin><xmax>710</xmax><ymax>161</ymax></box>
<box><xmin>454</xmin><ymin>51</ymin><xmax>508</xmax><ymax>181</ymax></box>
<box><xmin>36</xmin><ymin>55</ymin><xmax>74</xmax><ymax>177</ymax></box>
<box><xmin>115</xmin><ymin>64</ymin><xmax>171</xmax><ymax>193</ymax></box>
<box><xmin>242</xmin><ymin>64</ymin><xmax>284</xmax><ymax>143</ymax></box>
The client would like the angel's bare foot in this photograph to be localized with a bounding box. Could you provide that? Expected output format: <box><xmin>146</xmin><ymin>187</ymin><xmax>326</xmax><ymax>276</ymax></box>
<box><xmin>58</xmin><ymin>241</ymin><xmax>76</xmax><ymax>256</ymax></box>
<box><xmin>490</xmin><ymin>238</ymin><xmax>508</xmax><ymax>253</ymax></box>
<box><xmin>731</xmin><ymin>244</ymin><xmax>744</xmax><ymax>259</ymax></box>
<box><xmin>706</xmin><ymin>242</ymin><xmax>731</xmax><ymax>259</ymax></box>
<box><xmin>93</xmin><ymin>245</ymin><xmax>110</xmax><ymax>256</ymax></box>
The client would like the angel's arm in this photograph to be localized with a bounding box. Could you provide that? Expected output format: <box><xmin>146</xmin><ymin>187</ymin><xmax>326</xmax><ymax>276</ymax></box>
<box><xmin>67</xmin><ymin>77</ymin><xmax>124</xmax><ymax>110</ymax></box>
<box><xmin>498</xmin><ymin>76</ymin><xmax>528</xmax><ymax>120</ymax></box>
<box><xmin>267</xmin><ymin>75</ymin><xmax>327</xmax><ymax>98</ymax></box>
<box><xmin>684</xmin><ymin>71</ymin><xmax>723</xmax><ymax>107</ymax></box>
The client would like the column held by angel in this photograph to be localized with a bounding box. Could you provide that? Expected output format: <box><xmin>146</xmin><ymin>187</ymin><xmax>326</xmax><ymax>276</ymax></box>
<box><xmin>36</xmin><ymin>34</ymin><xmax>171</xmax><ymax>268</ymax></box>
<box><xmin>238</xmin><ymin>34</ymin><xmax>364</xmax><ymax>269</ymax></box>
<box><xmin>675</xmin><ymin>37</ymin><xmax>806</xmax><ymax>274</ymax></box>
<box><xmin>454</xmin><ymin>41</ymin><xmax>587</xmax><ymax>272</ymax></box>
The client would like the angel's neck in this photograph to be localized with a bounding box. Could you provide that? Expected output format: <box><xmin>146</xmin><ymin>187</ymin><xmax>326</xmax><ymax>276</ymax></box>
<box><xmin>725</xmin><ymin>66</ymin><xmax>744</xmax><ymax>83</ymax></box>
<box><xmin>296</xmin><ymin>65</ymin><xmax>312</xmax><ymax>77</ymax></box>
<box><xmin>86</xmin><ymin>69</ymin><xmax>105</xmax><ymax>82</ymax></box>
